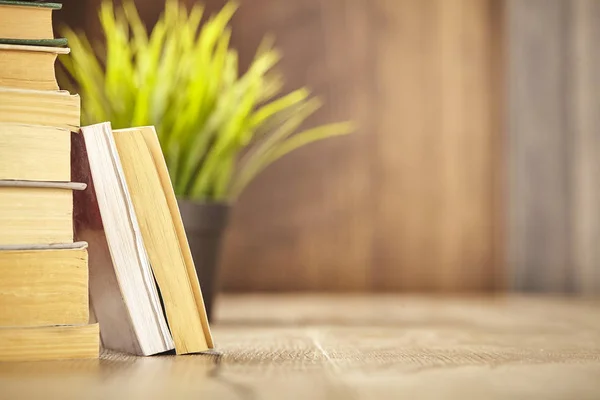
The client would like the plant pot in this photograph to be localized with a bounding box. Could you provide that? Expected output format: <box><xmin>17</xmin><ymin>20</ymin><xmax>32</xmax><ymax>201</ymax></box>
<box><xmin>177</xmin><ymin>199</ymin><xmax>230</xmax><ymax>322</ymax></box>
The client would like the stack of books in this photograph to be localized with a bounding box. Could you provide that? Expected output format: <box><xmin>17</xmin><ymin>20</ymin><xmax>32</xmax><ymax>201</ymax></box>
<box><xmin>0</xmin><ymin>1</ymin><xmax>214</xmax><ymax>360</ymax></box>
<box><xmin>0</xmin><ymin>0</ymin><xmax>99</xmax><ymax>361</ymax></box>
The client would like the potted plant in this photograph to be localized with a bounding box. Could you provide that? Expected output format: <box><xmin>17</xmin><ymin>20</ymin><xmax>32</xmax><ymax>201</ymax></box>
<box><xmin>59</xmin><ymin>0</ymin><xmax>353</xmax><ymax>320</ymax></box>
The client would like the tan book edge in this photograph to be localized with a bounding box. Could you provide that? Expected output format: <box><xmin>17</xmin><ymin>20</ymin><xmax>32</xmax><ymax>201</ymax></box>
<box><xmin>0</xmin><ymin>324</ymin><xmax>99</xmax><ymax>362</ymax></box>
<box><xmin>0</xmin><ymin>88</ymin><xmax>80</xmax><ymax>132</ymax></box>
<box><xmin>0</xmin><ymin>44</ymin><xmax>69</xmax><ymax>91</ymax></box>
<box><xmin>0</xmin><ymin>124</ymin><xmax>71</xmax><ymax>181</ymax></box>
<box><xmin>113</xmin><ymin>126</ymin><xmax>213</xmax><ymax>353</ymax></box>
<box><xmin>139</xmin><ymin>127</ymin><xmax>214</xmax><ymax>349</ymax></box>
<box><xmin>0</xmin><ymin>245</ymin><xmax>89</xmax><ymax>326</ymax></box>
<box><xmin>0</xmin><ymin>185</ymin><xmax>74</xmax><ymax>245</ymax></box>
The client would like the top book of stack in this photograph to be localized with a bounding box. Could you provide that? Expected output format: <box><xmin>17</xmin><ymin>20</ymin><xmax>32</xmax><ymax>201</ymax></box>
<box><xmin>0</xmin><ymin>1</ymin><xmax>66</xmax><ymax>45</ymax></box>
<box><xmin>0</xmin><ymin>1</ymin><xmax>68</xmax><ymax>91</ymax></box>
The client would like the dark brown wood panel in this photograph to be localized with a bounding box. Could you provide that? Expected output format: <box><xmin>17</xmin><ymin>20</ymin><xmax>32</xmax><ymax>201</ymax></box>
<box><xmin>222</xmin><ymin>0</ymin><xmax>502</xmax><ymax>291</ymax></box>
<box><xmin>221</xmin><ymin>0</ymin><xmax>375</xmax><ymax>291</ymax></box>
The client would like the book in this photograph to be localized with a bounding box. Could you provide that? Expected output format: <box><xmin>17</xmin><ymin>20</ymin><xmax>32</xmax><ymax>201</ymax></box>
<box><xmin>0</xmin><ymin>44</ymin><xmax>69</xmax><ymax>90</ymax></box>
<box><xmin>0</xmin><ymin>123</ymin><xmax>71</xmax><ymax>181</ymax></box>
<box><xmin>72</xmin><ymin>125</ymin><xmax>174</xmax><ymax>356</ymax></box>
<box><xmin>0</xmin><ymin>1</ymin><xmax>62</xmax><ymax>41</ymax></box>
<box><xmin>0</xmin><ymin>88</ymin><xmax>80</xmax><ymax>131</ymax></box>
<box><xmin>73</xmin><ymin>122</ymin><xmax>214</xmax><ymax>355</ymax></box>
<box><xmin>112</xmin><ymin>126</ymin><xmax>213</xmax><ymax>354</ymax></box>
<box><xmin>0</xmin><ymin>243</ymin><xmax>89</xmax><ymax>326</ymax></box>
<box><xmin>0</xmin><ymin>181</ymin><xmax>82</xmax><ymax>245</ymax></box>
<box><xmin>0</xmin><ymin>324</ymin><xmax>99</xmax><ymax>362</ymax></box>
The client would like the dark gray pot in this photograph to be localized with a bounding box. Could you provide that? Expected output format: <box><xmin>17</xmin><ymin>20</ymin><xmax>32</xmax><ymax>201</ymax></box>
<box><xmin>177</xmin><ymin>199</ymin><xmax>230</xmax><ymax>322</ymax></box>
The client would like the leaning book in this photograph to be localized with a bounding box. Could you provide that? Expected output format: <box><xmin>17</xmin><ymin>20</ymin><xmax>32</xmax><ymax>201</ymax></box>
<box><xmin>73</xmin><ymin>122</ymin><xmax>213</xmax><ymax>356</ymax></box>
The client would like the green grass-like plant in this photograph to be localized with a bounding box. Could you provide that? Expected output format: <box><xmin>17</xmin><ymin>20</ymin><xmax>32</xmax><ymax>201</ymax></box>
<box><xmin>59</xmin><ymin>0</ymin><xmax>354</xmax><ymax>202</ymax></box>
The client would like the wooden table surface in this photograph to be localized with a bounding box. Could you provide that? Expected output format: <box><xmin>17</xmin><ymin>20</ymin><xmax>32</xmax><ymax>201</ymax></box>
<box><xmin>1</xmin><ymin>294</ymin><xmax>599</xmax><ymax>399</ymax></box>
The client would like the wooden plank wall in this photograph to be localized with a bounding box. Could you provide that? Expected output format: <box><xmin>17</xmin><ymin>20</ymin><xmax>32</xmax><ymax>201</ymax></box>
<box><xmin>508</xmin><ymin>0</ymin><xmax>600</xmax><ymax>294</ymax></box>
<box><xmin>56</xmin><ymin>0</ymin><xmax>503</xmax><ymax>292</ymax></box>
<box><xmin>220</xmin><ymin>0</ymin><xmax>502</xmax><ymax>291</ymax></box>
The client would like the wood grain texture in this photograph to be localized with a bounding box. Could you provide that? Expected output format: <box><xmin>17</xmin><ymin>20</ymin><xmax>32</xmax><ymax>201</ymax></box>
<box><xmin>508</xmin><ymin>0</ymin><xmax>600</xmax><ymax>293</ymax></box>
<box><xmin>0</xmin><ymin>295</ymin><xmax>598</xmax><ymax>399</ymax></box>
<box><xmin>221</xmin><ymin>0</ymin><xmax>375</xmax><ymax>291</ymax></box>
<box><xmin>220</xmin><ymin>0</ymin><xmax>501</xmax><ymax>291</ymax></box>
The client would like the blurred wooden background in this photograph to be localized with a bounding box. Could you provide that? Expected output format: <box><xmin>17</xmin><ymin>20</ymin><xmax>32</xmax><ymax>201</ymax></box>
<box><xmin>508</xmin><ymin>0</ymin><xmax>600</xmax><ymax>294</ymax></box>
<box><xmin>56</xmin><ymin>0</ymin><xmax>599</xmax><ymax>293</ymax></box>
<box><xmin>221</xmin><ymin>0</ymin><xmax>504</xmax><ymax>292</ymax></box>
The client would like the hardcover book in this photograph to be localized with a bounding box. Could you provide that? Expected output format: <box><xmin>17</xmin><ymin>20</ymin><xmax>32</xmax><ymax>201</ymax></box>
<box><xmin>0</xmin><ymin>44</ymin><xmax>69</xmax><ymax>91</ymax></box>
<box><xmin>0</xmin><ymin>1</ymin><xmax>63</xmax><ymax>41</ymax></box>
